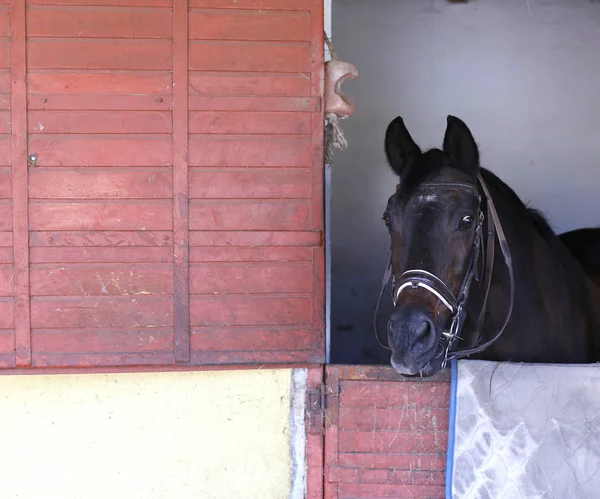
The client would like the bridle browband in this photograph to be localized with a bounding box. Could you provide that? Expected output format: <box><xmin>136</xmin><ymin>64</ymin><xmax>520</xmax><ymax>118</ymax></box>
<box><xmin>373</xmin><ymin>173</ymin><xmax>515</xmax><ymax>369</ymax></box>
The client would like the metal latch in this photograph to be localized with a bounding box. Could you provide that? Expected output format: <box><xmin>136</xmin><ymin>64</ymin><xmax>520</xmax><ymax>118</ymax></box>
<box><xmin>306</xmin><ymin>384</ymin><xmax>326</xmax><ymax>435</ymax></box>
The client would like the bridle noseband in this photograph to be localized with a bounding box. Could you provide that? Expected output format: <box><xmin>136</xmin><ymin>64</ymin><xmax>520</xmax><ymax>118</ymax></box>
<box><xmin>374</xmin><ymin>173</ymin><xmax>515</xmax><ymax>369</ymax></box>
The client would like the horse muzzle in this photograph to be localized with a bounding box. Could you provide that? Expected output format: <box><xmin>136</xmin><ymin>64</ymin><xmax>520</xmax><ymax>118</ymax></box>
<box><xmin>387</xmin><ymin>309</ymin><xmax>443</xmax><ymax>376</ymax></box>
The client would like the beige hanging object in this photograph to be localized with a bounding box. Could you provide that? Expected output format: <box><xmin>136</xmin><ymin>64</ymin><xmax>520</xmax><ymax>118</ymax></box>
<box><xmin>324</xmin><ymin>31</ymin><xmax>358</xmax><ymax>163</ymax></box>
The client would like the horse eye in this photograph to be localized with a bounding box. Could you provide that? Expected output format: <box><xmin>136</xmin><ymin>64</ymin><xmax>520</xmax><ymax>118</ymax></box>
<box><xmin>458</xmin><ymin>215</ymin><xmax>474</xmax><ymax>231</ymax></box>
<box><xmin>383</xmin><ymin>215</ymin><xmax>392</xmax><ymax>230</ymax></box>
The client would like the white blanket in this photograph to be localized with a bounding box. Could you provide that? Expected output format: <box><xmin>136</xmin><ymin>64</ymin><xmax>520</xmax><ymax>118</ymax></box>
<box><xmin>446</xmin><ymin>360</ymin><xmax>600</xmax><ymax>499</ymax></box>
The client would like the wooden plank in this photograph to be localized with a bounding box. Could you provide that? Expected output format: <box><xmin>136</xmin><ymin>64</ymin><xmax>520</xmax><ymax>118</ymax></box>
<box><xmin>189</xmin><ymin>0</ymin><xmax>314</xmax><ymax>12</ymax></box>
<box><xmin>0</xmin><ymin>354</ymin><xmax>15</xmax><ymax>368</ymax></box>
<box><xmin>0</xmin><ymin>72</ymin><xmax>10</xmax><ymax>94</ymax></box>
<box><xmin>172</xmin><ymin>0</ymin><xmax>189</xmax><ymax>363</ymax></box>
<box><xmin>188</xmin><ymin>349</ymin><xmax>318</xmax><ymax>365</ymax></box>
<box><xmin>311</xmin><ymin>246</ymin><xmax>325</xmax><ymax>359</ymax></box>
<box><xmin>0</xmin><ymin>267</ymin><xmax>13</xmax><ymax>296</ymax></box>
<box><xmin>189</xmin><ymin>246</ymin><xmax>312</xmax><ymax>263</ymax></box>
<box><xmin>30</xmin><ymin>246</ymin><xmax>173</xmax><ymax>264</ymax></box>
<box><xmin>188</xmin><ymin>72</ymin><xmax>310</xmax><ymax>97</ymax></box>
<box><xmin>306</xmin><ymin>367</ymin><xmax>325</xmax><ymax>499</ymax></box>
<box><xmin>27</xmin><ymin>8</ymin><xmax>173</xmax><ymax>39</ymax></box>
<box><xmin>338</xmin><ymin>453</ymin><xmax>446</xmax><ymax>472</ymax></box>
<box><xmin>339</xmin><ymin>380</ymin><xmax>451</xmax><ymax>408</ymax></box>
<box><xmin>190</xmin><ymin>327</ymin><xmax>312</xmax><ymax>351</ymax></box>
<box><xmin>188</xmin><ymin>136</ymin><xmax>312</xmax><ymax>167</ymax></box>
<box><xmin>309</xmin><ymin>0</ymin><xmax>325</xmax><ymax>353</ymax></box>
<box><xmin>189</xmin><ymin>294</ymin><xmax>312</xmax><ymax>326</ymax></box>
<box><xmin>338</xmin><ymin>429</ymin><xmax>447</xmax><ymax>454</ymax></box>
<box><xmin>29</xmin><ymin>0</ymin><xmax>171</xmax><ymax>5</ymax></box>
<box><xmin>27</xmin><ymin>136</ymin><xmax>172</xmax><ymax>166</ymax></box>
<box><xmin>30</xmin><ymin>297</ymin><xmax>173</xmax><ymax>328</ymax></box>
<box><xmin>11</xmin><ymin>0</ymin><xmax>30</xmax><ymax>366</ymax></box>
<box><xmin>29</xmin><ymin>0</ymin><xmax>171</xmax><ymax>6</ymax></box>
<box><xmin>189</xmin><ymin>169</ymin><xmax>311</xmax><ymax>199</ymax></box>
<box><xmin>29</xmin><ymin>201</ymin><xmax>173</xmax><ymax>231</ymax></box>
<box><xmin>189</xmin><ymin>111</ymin><xmax>310</xmax><ymax>135</ymax></box>
<box><xmin>30</xmin><ymin>266</ymin><xmax>173</xmax><ymax>296</ymax></box>
<box><xmin>0</xmin><ymin>230</ymin><xmax>12</xmax><ymax>246</ymax></box>
<box><xmin>0</xmin><ymin>247</ymin><xmax>12</xmax><ymax>263</ymax></box>
<box><xmin>29</xmin><ymin>94</ymin><xmax>172</xmax><ymax>110</ymax></box>
<box><xmin>189</xmin><ymin>11</ymin><xmax>309</xmax><ymax>42</ymax></box>
<box><xmin>27</xmin><ymin>39</ymin><xmax>172</xmax><ymax>70</ymax></box>
<box><xmin>188</xmin><ymin>96</ymin><xmax>319</xmax><ymax>112</ymax></box>
<box><xmin>0</xmin><ymin>9</ymin><xmax>9</xmax><ymax>36</ymax></box>
<box><xmin>28</xmin><ymin>72</ymin><xmax>172</xmax><ymax>95</ymax></box>
<box><xmin>0</xmin><ymin>39</ymin><xmax>9</xmax><ymax>69</ymax></box>
<box><xmin>189</xmin><ymin>230</ymin><xmax>321</xmax><ymax>247</ymax></box>
<box><xmin>32</xmin><ymin>352</ymin><xmax>174</xmax><ymax>368</ymax></box>
<box><xmin>327</xmin><ymin>365</ymin><xmax>451</xmax><ymax>383</ymax></box>
<box><xmin>32</xmin><ymin>329</ymin><xmax>173</xmax><ymax>353</ymax></box>
<box><xmin>329</xmin><ymin>468</ymin><xmax>445</xmax><ymax>486</ymax></box>
<box><xmin>189</xmin><ymin>263</ymin><xmax>311</xmax><ymax>294</ymax></box>
<box><xmin>0</xmin><ymin>136</ymin><xmax>10</xmax><ymax>164</ymax></box>
<box><xmin>309</xmin><ymin>0</ymin><xmax>324</xmax><ymax>100</ymax></box>
<box><xmin>29</xmin><ymin>110</ymin><xmax>172</xmax><ymax>134</ymax></box>
<box><xmin>0</xmin><ymin>168</ymin><xmax>11</xmax><ymax>197</ymax></box>
<box><xmin>189</xmin><ymin>200</ymin><xmax>311</xmax><ymax>231</ymax></box>
<box><xmin>337</xmin><ymin>483</ymin><xmax>445</xmax><ymax>499</ymax></box>
<box><xmin>0</xmin><ymin>111</ymin><xmax>10</xmax><ymax>133</ymax></box>
<box><xmin>0</xmin><ymin>300</ymin><xmax>13</xmax><ymax>328</ymax></box>
<box><xmin>0</xmin><ymin>331</ymin><xmax>14</xmax><ymax>354</ymax></box>
<box><xmin>339</xmin><ymin>406</ymin><xmax>449</xmax><ymax>432</ymax></box>
<box><xmin>189</xmin><ymin>42</ymin><xmax>310</xmax><ymax>72</ymax></box>
<box><xmin>29</xmin><ymin>169</ymin><xmax>173</xmax><ymax>199</ymax></box>
<box><xmin>30</xmin><ymin>230</ymin><xmax>172</xmax><ymax>247</ymax></box>
<box><xmin>0</xmin><ymin>94</ymin><xmax>10</xmax><ymax>110</ymax></box>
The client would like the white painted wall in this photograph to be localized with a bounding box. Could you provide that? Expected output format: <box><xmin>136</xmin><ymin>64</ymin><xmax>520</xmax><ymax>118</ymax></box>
<box><xmin>330</xmin><ymin>0</ymin><xmax>600</xmax><ymax>363</ymax></box>
<box><xmin>0</xmin><ymin>368</ymin><xmax>307</xmax><ymax>499</ymax></box>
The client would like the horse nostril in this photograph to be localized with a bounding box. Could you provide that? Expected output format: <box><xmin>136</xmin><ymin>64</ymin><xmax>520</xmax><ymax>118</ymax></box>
<box><xmin>414</xmin><ymin>321</ymin><xmax>431</xmax><ymax>341</ymax></box>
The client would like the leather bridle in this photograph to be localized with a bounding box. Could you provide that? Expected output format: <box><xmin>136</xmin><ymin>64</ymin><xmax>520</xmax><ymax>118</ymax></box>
<box><xmin>373</xmin><ymin>173</ymin><xmax>515</xmax><ymax>369</ymax></box>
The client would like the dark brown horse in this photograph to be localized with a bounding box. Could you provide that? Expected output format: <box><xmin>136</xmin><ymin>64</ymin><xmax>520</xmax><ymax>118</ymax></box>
<box><xmin>379</xmin><ymin>115</ymin><xmax>600</xmax><ymax>376</ymax></box>
<box><xmin>559</xmin><ymin>228</ymin><xmax>600</xmax><ymax>288</ymax></box>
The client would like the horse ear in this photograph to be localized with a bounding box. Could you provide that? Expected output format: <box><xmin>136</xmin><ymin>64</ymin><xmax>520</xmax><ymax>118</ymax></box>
<box><xmin>384</xmin><ymin>116</ymin><xmax>421</xmax><ymax>180</ymax></box>
<box><xmin>443</xmin><ymin>115</ymin><xmax>480</xmax><ymax>178</ymax></box>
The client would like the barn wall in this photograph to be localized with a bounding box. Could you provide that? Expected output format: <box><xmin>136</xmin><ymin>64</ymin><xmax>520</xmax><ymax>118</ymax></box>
<box><xmin>330</xmin><ymin>0</ymin><xmax>600</xmax><ymax>363</ymax></box>
<box><xmin>0</xmin><ymin>368</ymin><xmax>305</xmax><ymax>499</ymax></box>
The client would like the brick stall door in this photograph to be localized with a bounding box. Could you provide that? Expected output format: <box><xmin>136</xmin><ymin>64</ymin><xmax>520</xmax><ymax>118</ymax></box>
<box><xmin>324</xmin><ymin>365</ymin><xmax>450</xmax><ymax>499</ymax></box>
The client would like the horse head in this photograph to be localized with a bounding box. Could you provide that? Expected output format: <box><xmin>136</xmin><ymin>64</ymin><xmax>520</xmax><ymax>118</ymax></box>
<box><xmin>382</xmin><ymin>115</ymin><xmax>489</xmax><ymax>376</ymax></box>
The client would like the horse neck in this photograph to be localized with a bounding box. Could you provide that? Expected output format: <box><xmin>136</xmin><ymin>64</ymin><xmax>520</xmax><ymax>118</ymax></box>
<box><xmin>465</xmin><ymin>174</ymin><xmax>596</xmax><ymax>362</ymax></box>
<box><xmin>464</xmin><ymin>176</ymin><xmax>558</xmax><ymax>351</ymax></box>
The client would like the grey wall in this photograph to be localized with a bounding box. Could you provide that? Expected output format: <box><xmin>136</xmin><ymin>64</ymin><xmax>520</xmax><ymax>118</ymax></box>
<box><xmin>330</xmin><ymin>0</ymin><xmax>600</xmax><ymax>363</ymax></box>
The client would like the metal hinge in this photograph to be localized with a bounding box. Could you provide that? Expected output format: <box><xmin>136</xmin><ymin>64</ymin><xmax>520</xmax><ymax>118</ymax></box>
<box><xmin>306</xmin><ymin>383</ymin><xmax>326</xmax><ymax>435</ymax></box>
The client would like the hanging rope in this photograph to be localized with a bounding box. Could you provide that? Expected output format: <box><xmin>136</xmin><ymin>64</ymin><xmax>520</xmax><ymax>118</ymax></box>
<box><xmin>325</xmin><ymin>114</ymin><xmax>349</xmax><ymax>164</ymax></box>
<box><xmin>324</xmin><ymin>31</ymin><xmax>337</xmax><ymax>60</ymax></box>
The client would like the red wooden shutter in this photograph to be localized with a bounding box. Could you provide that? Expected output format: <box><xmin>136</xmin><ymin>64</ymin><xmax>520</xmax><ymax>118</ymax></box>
<box><xmin>2</xmin><ymin>0</ymin><xmax>324</xmax><ymax>370</ymax></box>
<box><xmin>25</xmin><ymin>0</ymin><xmax>176</xmax><ymax>368</ymax></box>
<box><xmin>186</xmin><ymin>0</ymin><xmax>325</xmax><ymax>365</ymax></box>
<box><xmin>0</xmin><ymin>0</ymin><xmax>13</xmax><ymax>368</ymax></box>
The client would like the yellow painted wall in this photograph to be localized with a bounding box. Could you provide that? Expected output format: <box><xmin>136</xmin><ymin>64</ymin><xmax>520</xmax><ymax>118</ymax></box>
<box><xmin>0</xmin><ymin>368</ymin><xmax>300</xmax><ymax>499</ymax></box>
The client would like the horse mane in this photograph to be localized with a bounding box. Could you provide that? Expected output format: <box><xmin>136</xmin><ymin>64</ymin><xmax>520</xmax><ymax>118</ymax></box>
<box><xmin>479</xmin><ymin>168</ymin><xmax>588</xmax><ymax>282</ymax></box>
<box><xmin>478</xmin><ymin>168</ymin><xmax>557</xmax><ymax>242</ymax></box>
<box><xmin>527</xmin><ymin>207</ymin><xmax>556</xmax><ymax>242</ymax></box>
